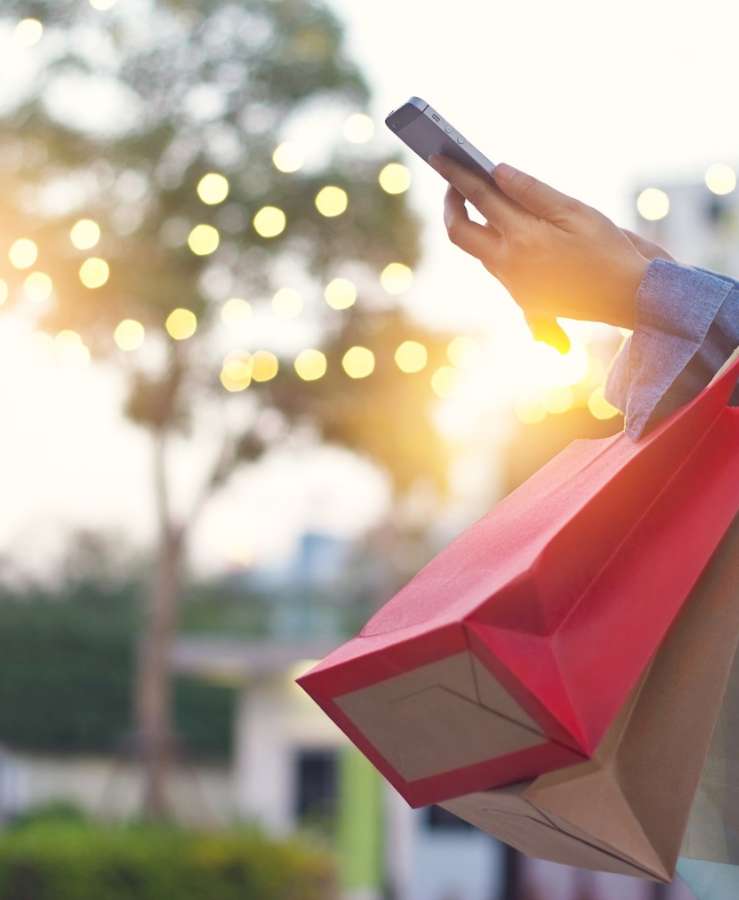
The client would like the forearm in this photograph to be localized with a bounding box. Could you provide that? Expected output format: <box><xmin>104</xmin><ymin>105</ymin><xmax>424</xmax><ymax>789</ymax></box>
<box><xmin>604</xmin><ymin>259</ymin><xmax>739</xmax><ymax>439</ymax></box>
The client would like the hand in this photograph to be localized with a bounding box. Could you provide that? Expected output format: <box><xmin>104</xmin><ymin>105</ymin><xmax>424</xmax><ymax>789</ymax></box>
<box><xmin>621</xmin><ymin>228</ymin><xmax>674</xmax><ymax>263</ymax></box>
<box><xmin>430</xmin><ymin>155</ymin><xmax>653</xmax><ymax>330</ymax></box>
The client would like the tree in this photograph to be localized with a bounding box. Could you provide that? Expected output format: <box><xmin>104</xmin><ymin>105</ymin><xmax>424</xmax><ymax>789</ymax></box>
<box><xmin>0</xmin><ymin>0</ymin><xmax>453</xmax><ymax>816</ymax></box>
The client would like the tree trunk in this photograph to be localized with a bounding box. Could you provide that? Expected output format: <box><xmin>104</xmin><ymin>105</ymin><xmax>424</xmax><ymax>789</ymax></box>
<box><xmin>134</xmin><ymin>431</ymin><xmax>183</xmax><ymax>819</ymax></box>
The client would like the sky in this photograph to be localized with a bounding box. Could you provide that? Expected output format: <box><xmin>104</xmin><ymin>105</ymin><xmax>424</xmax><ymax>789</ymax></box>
<box><xmin>0</xmin><ymin>0</ymin><xmax>738</xmax><ymax>580</ymax></box>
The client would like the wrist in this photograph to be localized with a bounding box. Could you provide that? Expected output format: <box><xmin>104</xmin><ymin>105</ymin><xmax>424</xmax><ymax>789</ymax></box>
<box><xmin>612</xmin><ymin>253</ymin><xmax>648</xmax><ymax>330</ymax></box>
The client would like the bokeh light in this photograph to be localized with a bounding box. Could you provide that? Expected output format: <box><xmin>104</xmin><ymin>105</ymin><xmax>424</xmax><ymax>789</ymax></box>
<box><xmin>113</xmin><ymin>319</ymin><xmax>145</xmax><ymax>351</ymax></box>
<box><xmin>0</xmin><ymin>279</ymin><xmax>7</xmax><ymax>305</ymax></box>
<box><xmin>9</xmin><ymin>238</ymin><xmax>38</xmax><ymax>270</ymax></box>
<box><xmin>315</xmin><ymin>186</ymin><xmax>348</xmax><ymax>217</ymax></box>
<box><xmin>165</xmin><ymin>308</ymin><xmax>197</xmax><ymax>341</ymax></box>
<box><xmin>342</xmin><ymin>345</ymin><xmax>375</xmax><ymax>378</ymax></box>
<box><xmin>431</xmin><ymin>366</ymin><xmax>458</xmax><ymax>398</ymax></box>
<box><xmin>55</xmin><ymin>330</ymin><xmax>90</xmax><ymax>366</ymax></box>
<box><xmin>272</xmin><ymin>287</ymin><xmax>303</xmax><ymax>318</ymax></box>
<box><xmin>272</xmin><ymin>142</ymin><xmax>304</xmax><ymax>173</ymax></box>
<box><xmin>395</xmin><ymin>340</ymin><xmax>427</xmax><ymax>373</ymax></box>
<box><xmin>343</xmin><ymin>113</ymin><xmax>374</xmax><ymax>143</ymax></box>
<box><xmin>188</xmin><ymin>223</ymin><xmax>220</xmax><ymax>255</ymax></box>
<box><xmin>324</xmin><ymin>277</ymin><xmax>357</xmax><ymax>310</ymax></box>
<box><xmin>705</xmin><ymin>163</ymin><xmax>737</xmax><ymax>196</ymax></box>
<box><xmin>89</xmin><ymin>0</ymin><xmax>118</xmax><ymax>8</ymax></box>
<box><xmin>294</xmin><ymin>348</ymin><xmax>327</xmax><ymax>381</ymax></box>
<box><xmin>543</xmin><ymin>385</ymin><xmax>575</xmax><ymax>414</ymax></box>
<box><xmin>70</xmin><ymin>218</ymin><xmax>101</xmax><ymax>250</ymax></box>
<box><xmin>253</xmin><ymin>206</ymin><xmax>286</xmax><ymax>238</ymax></box>
<box><xmin>197</xmin><ymin>173</ymin><xmax>229</xmax><ymax>205</ymax></box>
<box><xmin>79</xmin><ymin>257</ymin><xmax>110</xmax><ymax>288</ymax></box>
<box><xmin>588</xmin><ymin>386</ymin><xmax>620</xmax><ymax>420</ymax></box>
<box><xmin>220</xmin><ymin>353</ymin><xmax>253</xmax><ymax>392</ymax></box>
<box><xmin>514</xmin><ymin>399</ymin><xmax>547</xmax><ymax>424</ymax></box>
<box><xmin>251</xmin><ymin>350</ymin><xmax>279</xmax><ymax>382</ymax></box>
<box><xmin>379</xmin><ymin>163</ymin><xmax>411</xmax><ymax>195</ymax></box>
<box><xmin>221</xmin><ymin>297</ymin><xmax>252</xmax><ymax>325</ymax></box>
<box><xmin>14</xmin><ymin>18</ymin><xmax>43</xmax><ymax>47</ymax></box>
<box><xmin>636</xmin><ymin>187</ymin><xmax>670</xmax><ymax>221</ymax></box>
<box><xmin>23</xmin><ymin>271</ymin><xmax>53</xmax><ymax>302</ymax></box>
<box><xmin>447</xmin><ymin>335</ymin><xmax>482</xmax><ymax>368</ymax></box>
<box><xmin>380</xmin><ymin>262</ymin><xmax>413</xmax><ymax>295</ymax></box>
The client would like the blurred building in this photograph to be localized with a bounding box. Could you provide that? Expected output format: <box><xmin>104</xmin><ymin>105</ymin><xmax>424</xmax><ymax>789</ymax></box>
<box><xmin>171</xmin><ymin>636</ymin><xmax>507</xmax><ymax>900</ymax></box>
<box><xmin>634</xmin><ymin>162</ymin><xmax>739</xmax><ymax>276</ymax></box>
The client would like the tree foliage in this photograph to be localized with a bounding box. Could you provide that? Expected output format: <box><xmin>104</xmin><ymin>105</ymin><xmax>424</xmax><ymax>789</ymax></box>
<box><xmin>0</xmin><ymin>0</ymin><xmax>450</xmax><ymax>496</ymax></box>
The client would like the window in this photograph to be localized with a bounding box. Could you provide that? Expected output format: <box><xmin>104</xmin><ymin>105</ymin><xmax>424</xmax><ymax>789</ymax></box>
<box><xmin>294</xmin><ymin>748</ymin><xmax>337</xmax><ymax>827</ymax></box>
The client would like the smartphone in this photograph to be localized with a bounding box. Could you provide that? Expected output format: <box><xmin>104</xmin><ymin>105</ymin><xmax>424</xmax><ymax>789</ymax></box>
<box><xmin>385</xmin><ymin>96</ymin><xmax>496</xmax><ymax>182</ymax></box>
<box><xmin>385</xmin><ymin>96</ymin><xmax>570</xmax><ymax>354</ymax></box>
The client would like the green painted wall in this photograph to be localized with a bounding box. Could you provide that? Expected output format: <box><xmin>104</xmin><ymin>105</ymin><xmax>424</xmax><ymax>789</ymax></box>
<box><xmin>337</xmin><ymin>746</ymin><xmax>384</xmax><ymax>892</ymax></box>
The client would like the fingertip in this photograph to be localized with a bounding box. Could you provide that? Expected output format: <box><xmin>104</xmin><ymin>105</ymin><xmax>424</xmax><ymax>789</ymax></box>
<box><xmin>493</xmin><ymin>162</ymin><xmax>517</xmax><ymax>183</ymax></box>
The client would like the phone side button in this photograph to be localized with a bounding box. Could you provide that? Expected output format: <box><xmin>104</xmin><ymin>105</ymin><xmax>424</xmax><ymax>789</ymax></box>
<box><xmin>456</xmin><ymin>137</ymin><xmax>464</xmax><ymax>144</ymax></box>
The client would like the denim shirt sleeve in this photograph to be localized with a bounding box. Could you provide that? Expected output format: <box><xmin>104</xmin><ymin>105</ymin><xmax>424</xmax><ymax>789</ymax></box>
<box><xmin>604</xmin><ymin>258</ymin><xmax>739</xmax><ymax>439</ymax></box>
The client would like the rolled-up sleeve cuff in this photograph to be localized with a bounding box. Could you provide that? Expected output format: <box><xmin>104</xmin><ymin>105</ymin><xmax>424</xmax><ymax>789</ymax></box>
<box><xmin>604</xmin><ymin>258</ymin><xmax>735</xmax><ymax>439</ymax></box>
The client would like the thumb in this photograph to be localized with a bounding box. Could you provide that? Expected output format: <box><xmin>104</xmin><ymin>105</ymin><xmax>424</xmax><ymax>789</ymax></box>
<box><xmin>494</xmin><ymin>162</ymin><xmax>578</xmax><ymax>222</ymax></box>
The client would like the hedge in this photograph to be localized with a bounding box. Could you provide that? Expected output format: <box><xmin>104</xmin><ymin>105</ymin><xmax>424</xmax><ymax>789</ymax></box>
<box><xmin>0</xmin><ymin>821</ymin><xmax>336</xmax><ymax>900</ymax></box>
<box><xmin>0</xmin><ymin>582</ymin><xmax>233</xmax><ymax>759</ymax></box>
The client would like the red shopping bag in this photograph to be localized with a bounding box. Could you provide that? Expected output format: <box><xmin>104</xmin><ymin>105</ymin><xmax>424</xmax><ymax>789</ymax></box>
<box><xmin>298</xmin><ymin>353</ymin><xmax>739</xmax><ymax>807</ymax></box>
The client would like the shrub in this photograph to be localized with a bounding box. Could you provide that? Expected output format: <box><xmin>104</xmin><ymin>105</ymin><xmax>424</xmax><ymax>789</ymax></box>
<box><xmin>0</xmin><ymin>821</ymin><xmax>336</xmax><ymax>900</ymax></box>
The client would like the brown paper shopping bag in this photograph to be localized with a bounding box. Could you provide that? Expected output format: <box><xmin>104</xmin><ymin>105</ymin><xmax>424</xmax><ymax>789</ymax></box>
<box><xmin>682</xmin><ymin>633</ymin><xmax>739</xmax><ymax>863</ymax></box>
<box><xmin>441</xmin><ymin>511</ymin><xmax>739</xmax><ymax>882</ymax></box>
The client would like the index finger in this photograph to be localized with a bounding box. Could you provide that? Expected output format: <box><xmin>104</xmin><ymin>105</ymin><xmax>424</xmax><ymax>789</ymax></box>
<box><xmin>429</xmin><ymin>154</ymin><xmax>526</xmax><ymax>233</ymax></box>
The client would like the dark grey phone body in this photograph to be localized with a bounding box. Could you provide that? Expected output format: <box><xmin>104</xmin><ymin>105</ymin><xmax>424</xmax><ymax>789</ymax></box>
<box><xmin>385</xmin><ymin>96</ymin><xmax>496</xmax><ymax>181</ymax></box>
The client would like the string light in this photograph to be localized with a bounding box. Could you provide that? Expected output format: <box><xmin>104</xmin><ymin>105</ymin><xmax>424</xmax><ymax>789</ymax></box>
<box><xmin>220</xmin><ymin>353</ymin><xmax>253</xmax><ymax>392</ymax></box>
<box><xmin>380</xmin><ymin>262</ymin><xmax>413</xmax><ymax>295</ymax></box>
<box><xmin>343</xmin><ymin>114</ymin><xmax>374</xmax><ymax>144</ymax></box>
<box><xmin>253</xmin><ymin>206</ymin><xmax>286</xmax><ymax>238</ymax></box>
<box><xmin>514</xmin><ymin>400</ymin><xmax>547</xmax><ymax>424</ymax></box>
<box><xmin>165</xmin><ymin>308</ymin><xmax>197</xmax><ymax>340</ymax></box>
<box><xmin>543</xmin><ymin>385</ymin><xmax>575</xmax><ymax>414</ymax></box>
<box><xmin>9</xmin><ymin>238</ymin><xmax>38</xmax><ymax>269</ymax></box>
<box><xmin>395</xmin><ymin>340</ymin><xmax>427</xmax><ymax>373</ymax></box>
<box><xmin>55</xmin><ymin>330</ymin><xmax>90</xmax><ymax>366</ymax></box>
<box><xmin>188</xmin><ymin>224</ymin><xmax>220</xmax><ymax>255</ymax></box>
<box><xmin>197</xmin><ymin>173</ymin><xmax>229</xmax><ymax>205</ymax></box>
<box><xmin>114</xmin><ymin>319</ymin><xmax>145</xmax><ymax>351</ymax></box>
<box><xmin>324</xmin><ymin>277</ymin><xmax>356</xmax><ymax>310</ymax></box>
<box><xmin>55</xmin><ymin>330</ymin><xmax>82</xmax><ymax>348</ymax></box>
<box><xmin>14</xmin><ymin>18</ymin><xmax>43</xmax><ymax>47</ymax></box>
<box><xmin>342</xmin><ymin>346</ymin><xmax>375</xmax><ymax>379</ymax></box>
<box><xmin>272</xmin><ymin>287</ymin><xmax>303</xmax><ymax>318</ymax></box>
<box><xmin>294</xmin><ymin>349</ymin><xmax>326</xmax><ymax>381</ymax></box>
<box><xmin>315</xmin><ymin>186</ymin><xmax>348</xmax><ymax>217</ymax></box>
<box><xmin>251</xmin><ymin>350</ymin><xmax>279</xmax><ymax>382</ymax></box>
<box><xmin>431</xmin><ymin>366</ymin><xmax>458</xmax><ymax>398</ymax></box>
<box><xmin>272</xmin><ymin>142</ymin><xmax>304</xmax><ymax>173</ymax></box>
<box><xmin>221</xmin><ymin>297</ymin><xmax>252</xmax><ymax>324</ymax></box>
<box><xmin>379</xmin><ymin>163</ymin><xmax>411</xmax><ymax>195</ymax></box>
<box><xmin>588</xmin><ymin>387</ymin><xmax>620</xmax><ymax>420</ymax></box>
<box><xmin>705</xmin><ymin>163</ymin><xmax>736</xmax><ymax>196</ymax></box>
<box><xmin>447</xmin><ymin>336</ymin><xmax>482</xmax><ymax>368</ymax></box>
<box><xmin>636</xmin><ymin>188</ymin><xmax>669</xmax><ymax>221</ymax></box>
<box><xmin>79</xmin><ymin>257</ymin><xmax>109</xmax><ymax>288</ymax></box>
<box><xmin>23</xmin><ymin>272</ymin><xmax>53</xmax><ymax>302</ymax></box>
<box><xmin>70</xmin><ymin>219</ymin><xmax>101</xmax><ymax>250</ymax></box>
